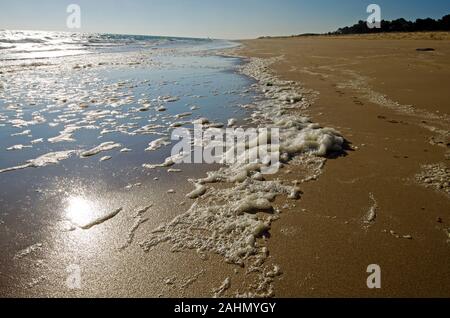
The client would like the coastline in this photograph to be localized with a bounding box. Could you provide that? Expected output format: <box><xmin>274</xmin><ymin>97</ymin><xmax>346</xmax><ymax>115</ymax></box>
<box><xmin>1</xmin><ymin>31</ymin><xmax>449</xmax><ymax>298</ymax></box>
<box><xmin>233</xmin><ymin>33</ymin><xmax>450</xmax><ymax>297</ymax></box>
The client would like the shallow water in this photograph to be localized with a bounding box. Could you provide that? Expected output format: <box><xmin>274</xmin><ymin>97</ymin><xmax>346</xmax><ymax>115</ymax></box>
<box><xmin>0</xmin><ymin>32</ymin><xmax>256</xmax><ymax>296</ymax></box>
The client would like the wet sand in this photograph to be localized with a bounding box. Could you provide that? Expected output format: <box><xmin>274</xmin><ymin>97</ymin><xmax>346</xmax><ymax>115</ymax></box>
<box><xmin>236</xmin><ymin>33</ymin><xmax>450</xmax><ymax>297</ymax></box>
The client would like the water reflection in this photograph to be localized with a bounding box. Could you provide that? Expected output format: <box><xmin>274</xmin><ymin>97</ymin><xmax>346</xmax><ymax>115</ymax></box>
<box><xmin>65</xmin><ymin>196</ymin><xmax>96</xmax><ymax>229</ymax></box>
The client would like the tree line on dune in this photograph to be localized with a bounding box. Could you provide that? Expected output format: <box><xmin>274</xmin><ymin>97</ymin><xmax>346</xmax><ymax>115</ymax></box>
<box><xmin>332</xmin><ymin>14</ymin><xmax>450</xmax><ymax>35</ymax></box>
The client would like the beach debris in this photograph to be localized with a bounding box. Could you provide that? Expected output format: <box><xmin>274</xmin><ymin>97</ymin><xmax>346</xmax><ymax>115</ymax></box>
<box><xmin>416</xmin><ymin>48</ymin><xmax>435</xmax><ymax>52</ymax></box>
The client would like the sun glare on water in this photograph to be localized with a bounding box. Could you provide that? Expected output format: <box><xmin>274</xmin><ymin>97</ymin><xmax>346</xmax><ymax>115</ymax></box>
<box><xmin>66</xmin><ymin>196</ymin><xmax>95</xmax><ymax>228</ymax></box>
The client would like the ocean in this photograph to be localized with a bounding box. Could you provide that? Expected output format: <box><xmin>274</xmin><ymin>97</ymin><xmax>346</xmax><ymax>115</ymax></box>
<box><xmin>0</xmin><ymin>30</ymin><xmax>227</xmax><ymax>61</ymax></box>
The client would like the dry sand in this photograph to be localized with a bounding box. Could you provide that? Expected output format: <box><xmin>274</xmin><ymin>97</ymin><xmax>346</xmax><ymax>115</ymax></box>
<box><xmin>236</xmin><ymin>33</ymin><xmax>450</xmax><ymax>297</ymax></box>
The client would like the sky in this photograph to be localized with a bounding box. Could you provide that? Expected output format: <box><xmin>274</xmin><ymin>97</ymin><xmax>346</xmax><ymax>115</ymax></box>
<box><xmin>0</xmin><ymin>0</ymin><xmax>448</xmax><ymax>39</ymax></box>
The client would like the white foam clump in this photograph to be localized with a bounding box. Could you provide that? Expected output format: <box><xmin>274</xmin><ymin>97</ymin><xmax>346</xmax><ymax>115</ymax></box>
<box><xmin>7</xmin><ymin>144</ymin><xmax>32</xmax><ymax>151</ymax></box>
<box><xmin>192</xmin><ymin>118</ymin><xmax>210</xmax><ymax>125</ymax></box>
<box><xmin>145</xmin><ymin>137</ymin><xmax>171</xmax><ymax>152</ymax></box>
<box><xmin>140</xmin><ymin>180</ymin><xmax>287</xmax><ymax>262</ymax></box>
<box><xmin>142</xmin><ymin>152</ymin><xmax>188</xmax><ymax>170</ymax></box>
<box><xmin>47</xmin><ymin>125</ymin><xmax>97</xmax><ymax>144</ymax></box>
<box><xmin>11</xmin><ymin>129</ymin><xmax>31</xmax><ymax>137</ymax></box>
<box><xmin>81</xmin><ymin>141</ymin><xmax>121</xmax><ymax>157</ymax></box>
<box><xmin>186</xmin><ymin>182</ymin><xmax>207</xmax><ymax>199</ymax></box>
<box><xmin>227</xmin><ymin>118</ymin><xmax>237</xmax><ymax>127</ymax></box>
<box><xmin>0</xmin><ymin>150</ymin><xmax>77</xmax><ymax>174</ymax></box>
<box><xmin>175</xmin><ymin>112</ymin><xmax>192</xmax><ymax>119</ymax></box>
<box><xmin>31</xmin><ymin>138</ymin><xmax>44</xmax><ymax>144</ymax></box>
<box><xmin>48</xmin><ymin>126</ymin><xmax>78</xmax><ymax>143</ymax></box>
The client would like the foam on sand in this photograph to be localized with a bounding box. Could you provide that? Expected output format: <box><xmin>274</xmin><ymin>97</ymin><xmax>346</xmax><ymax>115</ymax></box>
<box><xmin>120</xmin><ymin>205</ymin><xmax>152</xmax><ymax>250</ymax></box>
<box><xmin>186</xmin><ymin>182</ymin><xmax>207</xmax><ymax>199</ymax></box>
<box><xmin>69</xmin><ymin>206</ymin><xmax>123</xmax><ymax>230</ymax></box>
<box><xmin>213</xmin><ymin>277</ymin><xmax>231</xmax><ymax>298</ymax></box>
<box><xmin>416</xmin><ymin>163</ymin><xmax>450</xmax><ymax>198</ymax></box>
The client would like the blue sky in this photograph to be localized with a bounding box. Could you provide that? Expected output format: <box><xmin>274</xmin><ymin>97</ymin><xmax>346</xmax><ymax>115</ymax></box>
<box><xmin>0</xmin><ymin>0</ymin><xmax>448</xmax><ymax>39</ymax></box>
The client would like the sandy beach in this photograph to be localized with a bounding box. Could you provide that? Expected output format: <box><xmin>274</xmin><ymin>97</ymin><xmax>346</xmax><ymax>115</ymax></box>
<box><xmin>236</xmin><ymin>33</ymin><xmax>450</xmax><ymax>297</ymax></box>
<box><xmin>1</xmin><ymin>30</ymin><xmax>449</xmax><ymax>299</ymax></box>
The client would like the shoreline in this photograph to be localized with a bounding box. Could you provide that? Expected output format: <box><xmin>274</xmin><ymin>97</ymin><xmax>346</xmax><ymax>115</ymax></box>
<box><xmin>1</xmin><ymin>31</ymin><xmax>449</xmax><ymax>298</ymax></box>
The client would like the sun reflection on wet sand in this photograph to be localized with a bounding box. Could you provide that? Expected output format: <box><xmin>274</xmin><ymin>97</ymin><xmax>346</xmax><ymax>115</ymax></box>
<box><xmin>65</xmin><ymin>196</ymin><xmax>96</xmax><ymax>229</ymax></box>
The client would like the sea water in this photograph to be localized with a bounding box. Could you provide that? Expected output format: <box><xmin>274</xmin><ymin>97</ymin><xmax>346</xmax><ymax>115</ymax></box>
<box><xmin>0</xmin><ymin>31</ymin><xmax>257</xmax><ymax>295</ymax></box>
